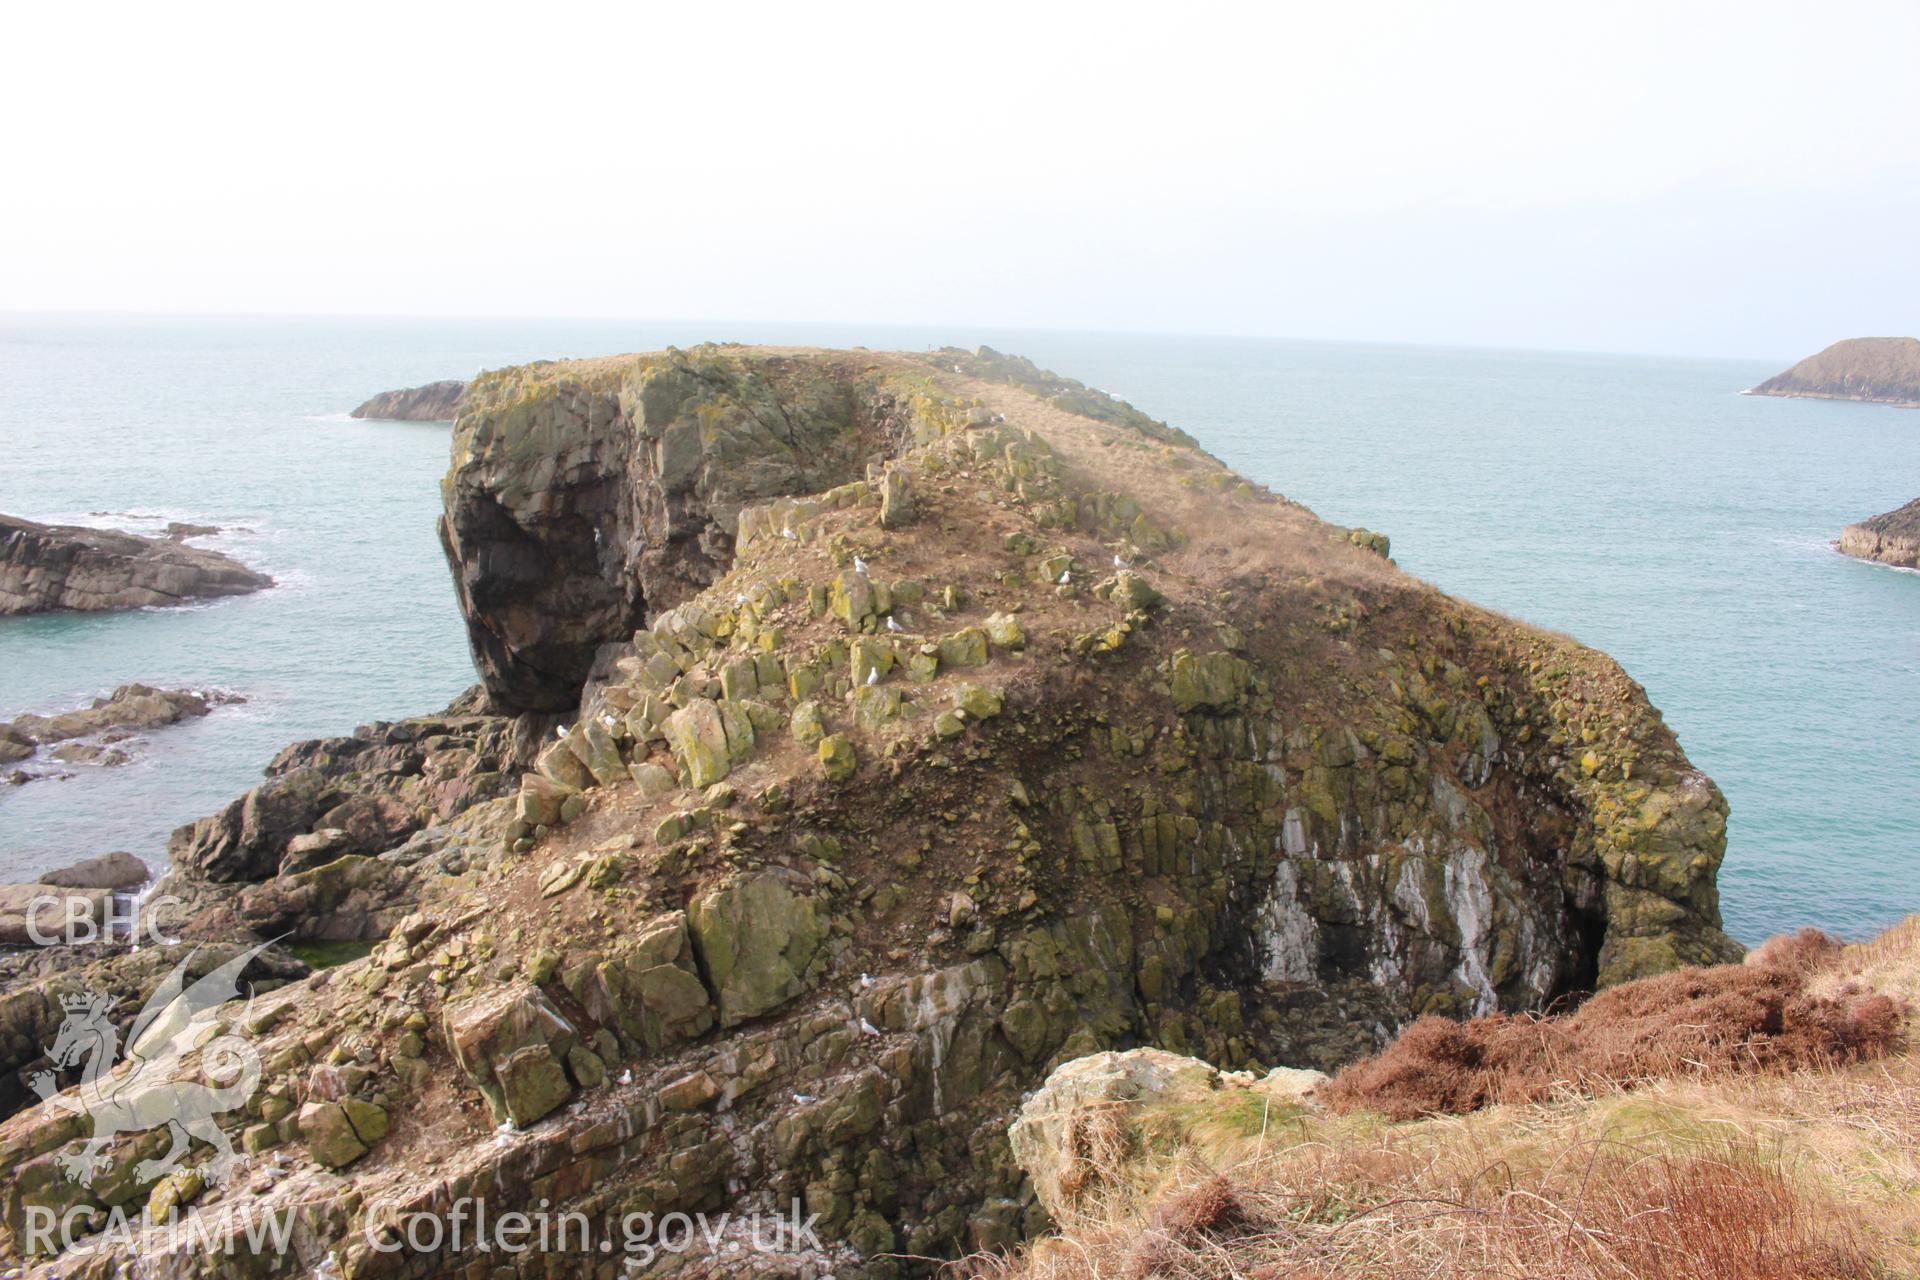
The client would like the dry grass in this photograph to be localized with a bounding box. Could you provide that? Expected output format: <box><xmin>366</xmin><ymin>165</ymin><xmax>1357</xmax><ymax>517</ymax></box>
<box><xmin>1319</xmin><ymin>929</ymin><xmax>1904</xmax><ymax>1121</ymax></box>
<box><xmin>952</xmin><ymin>1136</ymin><xmax>1880</xmax><ymax>1280</ymax></box>
<box><xmin>954</xmin><ymin>920</ymin><xmax>1920</xmax><ymax>1280</ymax></box>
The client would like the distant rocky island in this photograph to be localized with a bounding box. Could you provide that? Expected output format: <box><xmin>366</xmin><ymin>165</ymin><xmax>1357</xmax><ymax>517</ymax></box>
<box><xmin>0</xmin><ymin>514</ymin><xmax>271</xmax><ymax>615</ymax></box>
<box><xmin>1839</xmin><ymin>496</ymin><xmax>1920</xmax><ymax>569</ymax></box>
<box><xmin>350</xmin><ymin>378</ymin><xmax>468</xmax><ymax>421</ymax></box>
<box><xmin>1749</xmin><ymin>336</ymin><xmax>1920</xmax><ymax>407</ymax></box>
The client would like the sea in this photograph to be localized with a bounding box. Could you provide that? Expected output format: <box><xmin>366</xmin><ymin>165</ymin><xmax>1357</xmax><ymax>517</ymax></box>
<box><xmin>2</xmin><ymin>315</ymin><xmax>1915</xmax><ymax>946</ymax></box>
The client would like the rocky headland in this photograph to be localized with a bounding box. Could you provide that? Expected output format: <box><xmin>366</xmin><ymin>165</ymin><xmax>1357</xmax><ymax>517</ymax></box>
<box><xmin>351</xmin><ymin>380</ymin><xmax>468</xmax><ymax>422</ymax></box>
<box><xmin>1</xmin><ymin>345</ymin><xmax>1744</xmax><ymax>1276</ymax></box>
<box><xmin>1838</xmin><ymin>495</ymin><xmax>1920</xmax><ymax>570</ymax></box>
<box><xmin>0</xmin><ymin>515</ymin><xmax>272</xmax><ymax>615</ymax></box>
<box><xmin>1749</xmin><ymin>335</ymin><xmax>1920</xmax><ymax>407</ymax></box>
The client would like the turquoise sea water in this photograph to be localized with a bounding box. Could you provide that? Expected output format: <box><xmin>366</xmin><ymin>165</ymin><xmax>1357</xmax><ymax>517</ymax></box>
<box><xmin>2</xmin><ymin>316</ymin><xmax>1914</xmax><ymax>944</ymax></box>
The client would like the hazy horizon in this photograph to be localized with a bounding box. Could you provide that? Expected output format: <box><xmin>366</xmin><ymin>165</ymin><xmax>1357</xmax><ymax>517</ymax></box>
<box><xmin>6</xmin><ymin>1</ymin><xmax>1916</xmax><ymax>361</ymax></box>
<box><xmin>0</xmin><ymin>307</ymin><xmax>1827</xmax><ymax>367</ymax></box>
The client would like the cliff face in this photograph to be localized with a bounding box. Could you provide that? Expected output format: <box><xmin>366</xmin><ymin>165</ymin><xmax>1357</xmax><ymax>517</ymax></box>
<box><xmin>1839</xmin><ymin>496</ymin><xmax>1920</xmax><ymax>569</ymax></box>
<box><xmin>1750</xmin><ymin>336</ymin><xmax>1920</xmax><ymax>407</ymax></box>
<box><xmin>438</xmin><ymin>349</ymin><xmax>911</xmax><ymax>711</ymax></box>
<box><xmin>2</xmin><ymin>346</ymin><xmax>1741</xmax><ymax>1277</ymax></box>
<box><xmin>0</xmin><ymin>515</ymin><xmax>271</xmax><ymax>614</ymax></box>
<box><xmin>351</xmin><ymin>379</ymin><xmax>468</xmax><ymax>421</ymax></box>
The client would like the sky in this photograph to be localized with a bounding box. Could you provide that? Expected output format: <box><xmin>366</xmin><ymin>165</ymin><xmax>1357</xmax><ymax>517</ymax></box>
<box><xmin>3</xmin><ymin>0</ymin><xmax>1916</xmax><ymax>359</ymax></box>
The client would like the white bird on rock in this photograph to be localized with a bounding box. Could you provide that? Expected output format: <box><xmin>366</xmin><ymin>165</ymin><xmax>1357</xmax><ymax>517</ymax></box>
<box><xmin>865</xmin><ymin>667</ymin><xmax>879</xmax><ymax>686</ymax></box>
<box><xmin>1113</xmin><ymin>553</ymin><xmax>1127</xmax><ymax>569</ymax></box>
<box><xmin>859</xmin><ymin>1017</ymin><xmax>881</xmax><ymax>1037</ymax></box>
<box><xmin>781</xmin><ymin>527</ymin><xmax>797</xmax><ymax>541</ymax></box>
<box><xmin>853</xmin><ymin>556</ymin><xmax>869</xmax><ymax>575</ymax></box>
<box><xmin>1057</xmin><ymin>569</ymin><xmax>1071</xmax><ymax>585</ymax></box>
<box><xmin>885</xmin><ymin>616</ymin><xmax>904</xmax><ymax>633</ymax></box>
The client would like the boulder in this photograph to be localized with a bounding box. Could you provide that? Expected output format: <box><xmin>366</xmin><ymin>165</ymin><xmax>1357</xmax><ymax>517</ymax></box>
<box><xmin>664</xmin><ymin>699</ymin><xmax>733</xmax><ymax>788</ymax></box>
<box><xmin>37</xmin><ymin>852</ymin><xmax>150</xmax><ymax>891</ymax></box>
<box><xmin>570</xmin><ymin>911</ymin><xmax>714</xmax><ymax>1053</ymax></box>
<box><xmin>1010</xmin><ymin>1048</ymin><xmax>1327</xmax><ymax>1222</ymax></box>
<box><xmin>817</xmin><ymin>733</ymin><xmax>857</xmax><ymax>781</ymax></box>
<box><xmin>878</xmin><ymin>466</ymin><xmax>916</xmax><ymax>529</ymax></box>
<box><xmin>688</xmin><ymin>873</ymin><xmax>825</xmax><ymax>1027</ymax></box>
<box><xmin>299</xmin><ymin>1101</ymin><xmax>370</xmax><ymax>1168</ymax></box>
<box><xmin>444</xmin><ymin>983</ymin><xmax>581</xmax><ymax>1127</ymax></box>
<box><xmin>0</xmin><ymin>885</ymin><xmax>113</xmax><ymax>947</ymax></box>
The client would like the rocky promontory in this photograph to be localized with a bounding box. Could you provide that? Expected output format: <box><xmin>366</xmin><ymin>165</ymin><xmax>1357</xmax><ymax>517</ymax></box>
<box><xmin>351</xmin><ymin>379</ymin><xmax>468</xmax><ymax>421</ymax></box>
<box><xmin>1839</xmin><ymin>495</ymin><xmax>1920</xmax><ymax>569</ymax></box>
<box><xmin>1750</xmin><ymin>336</ymin><xmax>1920</xmax><ymax>407</ymax></box>
<box><xmin>1</xmin><ymin>345</ymin><xmax>1743</xmax><ymax>1276</ymax></box>
<box><xmin>0</xmin><ymin>514</ymin><xmax>271</xmax><ymax>615</ymax></box>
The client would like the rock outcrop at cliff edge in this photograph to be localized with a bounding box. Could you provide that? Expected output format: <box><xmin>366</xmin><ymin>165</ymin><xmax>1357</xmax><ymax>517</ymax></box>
<box><xmin>1</xmin><ymin>345</ymin><xmax>1742</xmax><ymax>1277</ymax></box>
<box><xmin>0</xmin><ymin>514</ymin><xmax>272</xmax><ymax>614</ymax></box>
<box><xmin>350</xmin><ymin>379</ymin><xmax>468</xmax><ymax>421</ymax></box>
<box><xmin>1839</xmin><ymin>495</ymin><xmax>1920</xmax><ymax>569</ymax></box>
<box><xmin>1750</xmin><ymin>336</ymin><xmax>1920</xmax><ymax>407</ymax></box>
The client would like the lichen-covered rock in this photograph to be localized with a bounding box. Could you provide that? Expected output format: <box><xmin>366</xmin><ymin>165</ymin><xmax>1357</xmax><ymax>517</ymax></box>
<box><xmin>664</xmin><ymin>698</ymin><xmax>733</xmax><ymax>788</ymax></box>
<box><xmin>938</xmin><ymin>627</ymin><xmax>990</xmax><ymax>669</ymax></box>
<box><xmin>984</xmin><ymin>611</ymin><xmax>1027</xmax><ymax>650</ymax></box>
<box><xmin>299</xmin><ymin>1100</ymin><xmax>370</xmax><ymax>1168</ymax></box>
<box><xmin>1168</xmin><ymin>649</ymin><xmax>1251</xmax><ymax>712</ymax></box>
<box><xmin>879</xmin><ymin>465</ymin><xmax>917</xmax><ymax>530</ymax></box>
<box><xmin>818</xmin><ymin>732</ymin><xmax>857</xmax><ymax>781</ymax></box>
<box><xmin>444</xmin><ymin>982</ymin><xmax>580</xmax><ymax>1126</ymax></box>
<box><xmin>569</xmin><ymin>911</ymin><xmax>715</xmax><ymax>1052</ymax></box>
<box><xmin>688</xmin><ymin>873</ymin><xmax>825</xmax><ymax>1027</ymax></box>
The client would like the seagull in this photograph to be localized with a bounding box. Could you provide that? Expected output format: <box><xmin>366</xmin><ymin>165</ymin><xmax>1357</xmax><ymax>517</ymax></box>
<box><xmin>853</xmin><ymin>555</ymin><xmax>868</xmax><ymax>575</ymax></box>
<box><xmin>781</xmin><ymin>527</ymin><xmax>797</xmax><ymax>541</ymax></box>
<box><xmin>859</xmin><ymin>973</ymin><xmax>875</xmax><ymax>988</ymax></box>
<box><xmin>865</xmin><ymin>667</ymin><xmax>879</xmax><ymax>686</ymax></box>
<box><xmin>618</xmin><ymin>1068</ymin><xmax>633</xmax><ymax>1086</ymax></box>
<box><xmin>493</xmin><ymin>1121</ymin><xmax>516</xmax><ymax>1148</ymax></box>
<box><xmin>735</xmin><ymin>592</ymin><xmax>747</xmax><ymax>604</ymax></box>
<box><xmin>1113</xmin><ymin>554</ymin><xmax>1127</xmax><ymax>569</ymax></box>
<box><xmin>555</xmin><ymin>725</ymin><xmax>568</xmax><ymax>740</ymax></box>
<box><xmin>1057</xmin><ymin>569</ymin><xmax>1071</xmax><ymax>585</ymax></box>
<box><xmin>792</xmin><ymin>1092</ymin><xmax>818</xmax><ymax>1105</ymax></box>
<box><xmin>859</xmin><ymin>1017</ymin><xmax>881</xmax><ymax>1037</ymax></box>
<box><xmin>602</xmin><ymin>714</ymin><xmax>616</xmax><ymax>728</ymax></box>
<box><xmin>885</xmin><ymin>617</ymin><xmax>904</xmax><ymax>633</ymax></box>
